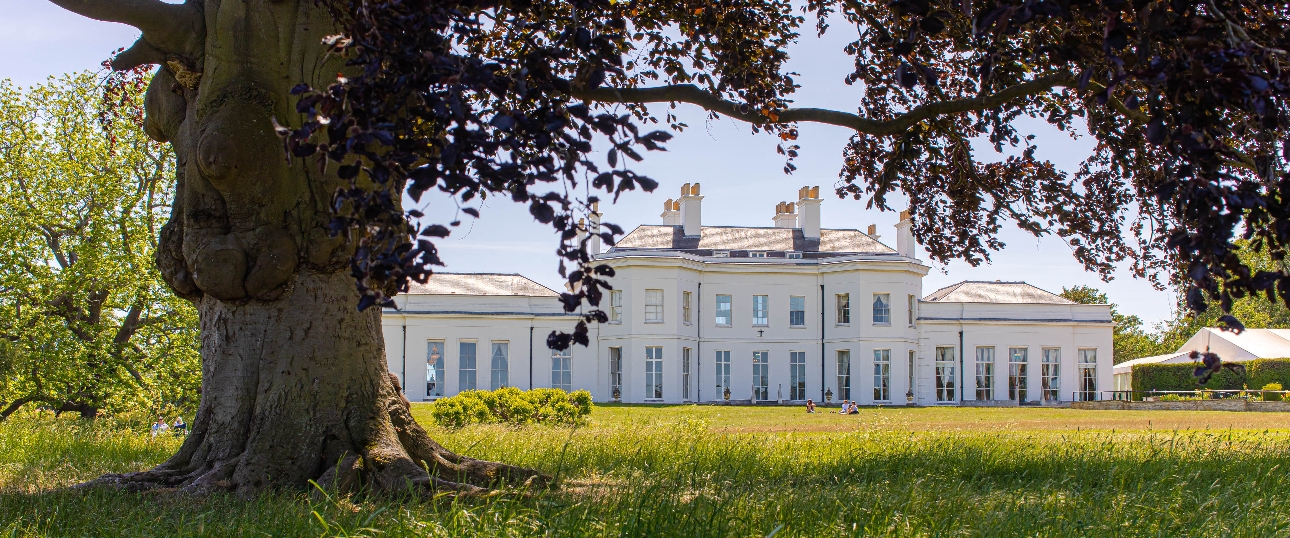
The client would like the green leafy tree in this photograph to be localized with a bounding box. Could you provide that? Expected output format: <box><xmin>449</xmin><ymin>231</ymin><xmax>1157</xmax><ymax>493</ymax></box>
<box><xmin>1065</xmin><ymin>242</ymin><xmax>1290</xmax><ymax>364</ymax></box>
<box><xmin>0</xmin><ymin>72</ymin><xmax>199</xmax><ymax>420</ymax></box>
<box><xmin>1061</xmin><ymin>286</ymin><xmax>1169</xmax><ymax>364</ymax></box>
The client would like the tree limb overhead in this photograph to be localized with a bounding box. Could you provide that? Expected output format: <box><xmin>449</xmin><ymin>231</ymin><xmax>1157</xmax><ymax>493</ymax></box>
<box><xmin>570</xmin><ymin>72</ymin><xmax>1075</xmax><ymax>136</ymax></box>
<box><xmin>48</xmin><ymin>0</ymin><xmax>204</xmax><ymax>68</ymax></box>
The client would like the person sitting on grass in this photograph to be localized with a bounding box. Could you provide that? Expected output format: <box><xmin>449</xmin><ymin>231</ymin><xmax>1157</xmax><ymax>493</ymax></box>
<box><xmin>150</xmin><ymin>418</ymin><xmax>169</xmax><ymax>439</ymax></box>
<box><xmin>847</xmin><ymin>401</ymin><xmax>859</xmax><ymax>415</ymax></box>
<box><xmin>837</xmin><ymin>400</ymin><xmax>849</xmax><ymax>414</ymax></box>
<box><xmin>806</xmin><ymin>399</ymin><xmax>815</xmax><ymax>413</ymax></box>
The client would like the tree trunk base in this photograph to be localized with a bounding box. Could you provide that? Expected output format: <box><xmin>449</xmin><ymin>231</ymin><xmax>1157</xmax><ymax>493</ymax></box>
<box><xmin>75</xmin><ymin>375</ymin><xmax>547</xmax><ymax>497</ymax></box>
<box><xmin>72</xmin><ymin>271</ymin><xmax>549</xmax><ymax>498</ymax></box>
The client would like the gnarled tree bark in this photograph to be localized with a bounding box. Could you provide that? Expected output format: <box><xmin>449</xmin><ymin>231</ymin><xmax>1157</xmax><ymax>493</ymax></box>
<box><xmin>51</xmin><ymin>0</ymin><xmax>545</xmax><ymax>496</ymax></box>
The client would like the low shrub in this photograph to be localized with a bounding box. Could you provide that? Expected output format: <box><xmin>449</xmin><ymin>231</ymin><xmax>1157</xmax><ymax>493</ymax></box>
<box><xmin>430</xmin><ymin>387</ymin><xmax>592</xmax><ymax>428</ymax></box>
<box><xmin>1261</xmin><ymin>383</ymin><xmax>1284</xmax><ymax>402</ymax></box>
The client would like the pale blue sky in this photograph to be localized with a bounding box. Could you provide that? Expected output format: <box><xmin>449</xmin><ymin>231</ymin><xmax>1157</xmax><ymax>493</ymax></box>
<box><xmin>1</xmin><ymin>1</ymin><xmax>1179</xmax><ymax>326</ymax></box>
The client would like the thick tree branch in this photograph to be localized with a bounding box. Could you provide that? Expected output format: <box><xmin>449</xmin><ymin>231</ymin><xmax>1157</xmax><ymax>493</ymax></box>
<box><xmin>48</xmin><ymin>0</ymin><xmax>204</xmax><ymax>69</ymax></box>
<box><xmin>0</xmin><ymin>397</ymin><xmax>35</xmax><ymax>421</ymax></box>
<box><xmin>570</xmin><ymin>72</ymin><xmax>1075</xmax><ymax>136</ymax></box>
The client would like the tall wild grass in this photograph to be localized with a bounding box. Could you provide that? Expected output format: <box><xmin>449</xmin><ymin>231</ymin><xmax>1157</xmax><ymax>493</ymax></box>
<box><xmin>0</xmin><ymin>407</ymin><xmax>1287</xmax><ymax>537</ymax></box>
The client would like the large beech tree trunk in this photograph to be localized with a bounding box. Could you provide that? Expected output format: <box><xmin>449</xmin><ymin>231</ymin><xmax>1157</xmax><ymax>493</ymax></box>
<box><xmin>51</xmin><ymin>0</ymin><xmax>544</xmax><ymax>495</ymax></box>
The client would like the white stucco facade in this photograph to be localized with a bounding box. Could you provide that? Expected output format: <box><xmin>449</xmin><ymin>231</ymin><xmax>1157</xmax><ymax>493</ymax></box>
<box><xmin>382</xmin><ymin>185</ymin><xmax>1114</xmax><ymax>405</ymax></box>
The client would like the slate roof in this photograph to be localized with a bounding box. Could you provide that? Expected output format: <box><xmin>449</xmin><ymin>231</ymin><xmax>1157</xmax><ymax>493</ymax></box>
<box><xmin>612</xmin><ymin>225</ymin><xmax>895</xmax><ymax>254</ymax></box>
<box><xmin>406</xmin><ymin>273</ymin><xmax>558</xmax><ymax>297</ymax></box>
<box><xmin>922</xmin><ymin>281</ymin><xmax>1075</xmax><ymax>304</ymax></box>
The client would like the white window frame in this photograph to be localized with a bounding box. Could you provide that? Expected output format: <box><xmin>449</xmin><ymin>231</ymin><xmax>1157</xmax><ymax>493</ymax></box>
<box><xmin>907</xmin><ymin>294</ymin><xmax>916</xmax><ymax>327</ymax></box>
<box><xmin>789</xmin><ymin>295</ymin><xmax>806</xmax><ymax>327</ymax></box>
<box><xmin>1041</xmin><ymin>347</ymin><xmax>1061</xmax><ymax>402</ymax></box>
<box><xmin>872</xmin><ymin>293</ymin><xmax>891</xmax><ymax>325</ymax></box>
<box><xmin>836</xmin><ymin>293</ymin><xmax>850</xmax><ymax>325</ymax></box>
<box><xmin>551</xmin><ymin>347</ymin><xmax>572</xmax><ymax>391</ymax></box>
<box><xmin>934</xmin><ymin>346</ymin><xmax>956</xmax><ymax>403</ymax></box>
<box><xmin>682</xmin><ymin>347</ymin><xmax>692</xmax><ymax>401</ymax></box>
<box><xmin>715</xmin><ymin>294</ymin><xmax>733</xmax><ymax>326</ymax></box>
<box><xmin>609</xmin><ymin>290</ymin><xmax>622</xmax><ymax>323</ymax></box>
<box><xmin>609</xmin><ymin>346</ymin><xmax>623</xmax><ymax>400</ymax></box>
<box><xmin>836</xmin><ymin>350</ymin><xmax>851</xmax><ymax>401</ymax></box>
<box><xmin>715</xmin><ymin>350</ymin><xmax>731</xmax><ymax>394</ymax></box>
<box><xmin>786</xmin><ymin>251</ymin><xmax>803</xmax><ymax>259</ymax></box>
<box><xmin>975</xmin><ymin>346</ymin><xmax>994</xmax><ymax>401</ymax></box>
<box><xmin>789</xmin><ymin>351</ymin><xmax>807</xmax><ymax>401</ymax></box>
<box><xmin>1077</xmin><ymin>348</ymin><xmax>1097</xmax><ymax>401</ymax></box>
<box><xmin>682</xmin><ymin>291</ymin><xmax>692</xmax><ymax>324</ymax></box>
<box><xmin>752</xmin><ymin>295</ymin><xmax>769</xmax><ymax>326</ymax></box>
<box><xmin>459</xmin><ymin>340</ymin><xmax>478</xmax><ymax>392</ymax></box>
<box><xmin>752</xmin><ymin>351</ymin><xmax>770</xmax><ymax>401</ymax></box>
<box><xmin>645</xmin><ymin>346</ymin><xmax>663</xmax><ymax>400</ymax></box>
<box><xmin>1009</xmin><ymin>347</ymin><xmax>1028</xmax><ymax>402</ymax></box>
<box><xmin>645</xmin><ymin>289</ymin><xmax>664</xmax><ymax>323</ymax></box>
<box><xmin>748</xmin><ymin>251</ymin><xmax>767</xmax><ymax>258</ymax></box>
<box><xmin>426</xmin><ymin>340</ymin><xmax>445</xmax><ymax>399</ymax></box>
<box><xmin>490</xmin><ymin>341</ymin><xmax>509</xmax><ymax>390</ymax></box>
<box><xmin>712</xmin><ymin>250</ymin><xmax>730</xmax><ymax>258</ymax></box>
<box><xmin>873</xmin><ymin>349</ymin><xmax>892</xmax><ymax>402</ymax></box>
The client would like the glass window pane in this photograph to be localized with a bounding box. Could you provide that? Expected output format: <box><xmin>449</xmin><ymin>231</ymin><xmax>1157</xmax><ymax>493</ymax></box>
<box><xmin>716</xmin><ymin>295</ymin><xmax>732</xmax><ymax>325</ymax></box>
<box><xmin>459</xmin><ymin>342</ymin><xmax>477</xmax><ymax>392</ymax></box>
<box><xmin>753</xmin><ymin>296</ymin><xmax>769</xmax><ymax>325</ymax></box>
<box><xmin>836</xmin><ymin>350</ymin><xmax>851</xmax><ymax>401</ymax></box>
<box><xmin>873</xmin><ymin>294</ymin><xmax>890</xmax><ymax>324</ymax></box>
<box><xmin>934</xmin><ymin>347</ymin><xmax>955</xmax><ymax>402</ymax></box>
<box><xmin>610</xmin><ymin>290</ymin><xmax>622</xmax><ymax>322</ymax></box>
<box><xmin>752</xmin><ymin>351</ymin><xmax>769</xmax><ymax>401</ymax></box>
<box><xmin>975</xmin><ymin>347</ymin><xmax>994</xmax><ymax>401</ymax></box>
<box><xmin>790</xmin><ymin>351</ymin><xmax>806</xmax><ymax>400</ymax></box>
<box><xmin>873</xmin><ymin>349</ymin><xmax>891</xmax><ymax>401</ymax></box>
<box><xmin>490</xmin><ymin>342</ymin><xmax>508</xmax><ymax>390</ymax></box>
<box><xmin>1009</xmin><ymin>347</ymin><xmax>1028</xmax><ymax>402</ymax></box>
<box><xmin>645</xmin><ymin>346</ymin><xmax>663</xmax><ymax>399</ymax></box>
<box><xmin>1042</xmin><ymin>348</ymin><xmax>1060</xmax><ymax>402</ymax></box>
<box><xmin>427</xmin><ymin>341</ymin><xmax>445</xmax><ymax>398</ymax></box>
<box><xmin>790</xmin><ymin>296</ymin><xmax>806</xmax><ymax>327</ymax></box>
<box><xmin>551</xmin><ymin>348</ymin><xmax>572</xmax><ymax>391</ymax></box>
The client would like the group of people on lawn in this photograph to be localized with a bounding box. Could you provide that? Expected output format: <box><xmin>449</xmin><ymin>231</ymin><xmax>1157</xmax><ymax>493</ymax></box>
<box><xmin>804</xmin><ymin>399</ymin><xmax>860</xmax><ymax>414</ymax></box>
<box><xmin>150</xmin><ymin>416</ymin><xmax>187</xmax><ymax>438</ymax></box>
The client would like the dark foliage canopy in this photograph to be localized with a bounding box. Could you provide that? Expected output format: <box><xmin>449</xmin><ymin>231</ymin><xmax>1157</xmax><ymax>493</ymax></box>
<box><xmin>285</xmin><ymin>0</ymin><xmax>1290</xmax><ymax>350</ymax></box>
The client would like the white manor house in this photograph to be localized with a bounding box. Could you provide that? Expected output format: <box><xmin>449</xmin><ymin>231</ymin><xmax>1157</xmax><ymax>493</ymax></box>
<box><xmin>383</xmin><ymin>185</ymin><xmax>1113</xmax><ymax>406</ymax></box>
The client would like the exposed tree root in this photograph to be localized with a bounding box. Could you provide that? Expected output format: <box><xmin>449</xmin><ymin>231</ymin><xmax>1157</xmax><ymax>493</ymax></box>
<box><xmin>74</xmin><ymin>374</ymin><xmax>550</xmax><ymax>498</ymax></box>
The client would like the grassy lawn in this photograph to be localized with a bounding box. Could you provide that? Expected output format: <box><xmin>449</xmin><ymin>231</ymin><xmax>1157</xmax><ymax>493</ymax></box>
<box><xmin>0</xmin><ymin>405</ymin><xmax>1288</xmax><ymax>537</ymax></box>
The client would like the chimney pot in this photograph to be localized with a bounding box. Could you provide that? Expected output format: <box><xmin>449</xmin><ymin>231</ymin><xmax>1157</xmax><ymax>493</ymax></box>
<box><xmin>681</xmin><ymin>183</ymin><xmax>691</xmax><ymax>196</ymax></box>
<box><xmin>810</xmin><ymin>186</ymin><xmax>819</xmax><ymax>198</ymax></box>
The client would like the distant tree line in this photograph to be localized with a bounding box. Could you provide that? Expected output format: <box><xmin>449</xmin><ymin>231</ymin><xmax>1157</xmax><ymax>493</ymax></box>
<box><xmin>1064</xmin><ymin>240</ymin><xmax>1290</xmax><ymax>364</ymax></box>
<box><xmin>0</xmin><ymin>72</ymin><xmax>199</xmax><ymax>420</ymax></box>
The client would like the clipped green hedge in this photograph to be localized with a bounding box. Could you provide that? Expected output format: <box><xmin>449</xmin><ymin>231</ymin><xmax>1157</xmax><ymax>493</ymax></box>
<box><xmin>1248</xmin><ymin>359</ymin><xmax>1290</xmax><ymax>392</ymax></box>
<box><xmin>1131</xmin><ymin>358</ymin><xmax>1290</xmax><ymax>394</ymax></box>
<box><xmin>430</xmin><ymin>387</ymin><xmax>593</xmax><ymax>429</ymax></box>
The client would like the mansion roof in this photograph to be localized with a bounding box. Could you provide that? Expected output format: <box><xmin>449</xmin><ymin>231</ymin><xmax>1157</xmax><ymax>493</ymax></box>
<box><xmin>922</xmin><ymin>281</ymin><xmax>1075</xmax><ymax>304</ymax></box>
<box><xmin>611</xmin><ymin>225</ymin><xmax>895</xmax><ymax>256</ymax></box>
<box><xmin>406</xmin><ymin>273</ymin><xmax>558</xmax><ymax>297</ymax></box>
